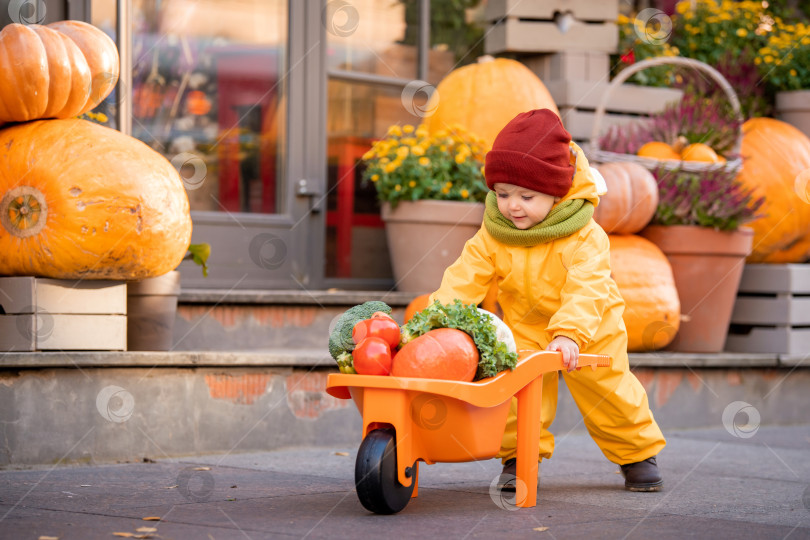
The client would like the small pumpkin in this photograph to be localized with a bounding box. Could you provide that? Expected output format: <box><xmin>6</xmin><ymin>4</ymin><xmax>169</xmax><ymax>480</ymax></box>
<box><xmin>736</xmin><ymin>117</ymin><xmax>810</xmax><ymax>263</ymax></box>
<box><xmin>608</xmin><ymin>235</ymin><xmax>680</xmax><ymax>351</ymax></box>
<box><xmin>681</xmin><ymin>143</ymin><xmax>722</xmax><ymax>163</ymax></box>
<box><xmin>637</xmin><ymin>141</ymin><xmax>681</xmax><ymax>161</ymax></box>
<box><xmin>0</xmin><ymin>119</ymin><xmax>191</xmax><ymax>280</ymax></box>
<box><xmin>404</xmin><ymin>294</ymin><xmax>431</xmax><ymax>323</ymax></box>
<box><xmin>425</xmin><ymin>56</ymin><xmax>559</xmax><ymax>148</ymax></box>
<box><xmin>592</xmin><ymin>162</ymin><xmax>659</xmax><ymax>234</ymax></box>
<box><xmin>0</xmin><ymin>20</ymin><xmax>119</xmax><ymax>125</ymax></box>
<box><xmin>637</xmin><ymin>138</ymin><xmax>723</xmax><ymax>163</ymax></box>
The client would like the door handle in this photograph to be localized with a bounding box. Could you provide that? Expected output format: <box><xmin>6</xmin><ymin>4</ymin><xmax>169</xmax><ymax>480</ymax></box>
<box><xmin>296</xmin><ymin>179</ymin><xmax>323</xmax><ymax>213</ymax></box>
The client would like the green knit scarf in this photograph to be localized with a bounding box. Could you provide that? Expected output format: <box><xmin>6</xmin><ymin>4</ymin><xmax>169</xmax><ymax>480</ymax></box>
<box><xmin>483</xmin><ymin>191</ymin><xmax>594</xmax><ymax>246</ymax></box>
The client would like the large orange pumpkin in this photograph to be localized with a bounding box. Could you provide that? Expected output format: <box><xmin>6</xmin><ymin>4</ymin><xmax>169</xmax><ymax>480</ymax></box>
<box><xmin>0</xmin><ymin>21</ymin><xmax>119</xmax><ymax>125</ymax></box>
<box><xmin>0</xmin><ymin>119</ymin><xmax>191</xmax><ymax>280</ymax></box>
<box><xmin>593</xmin><ymin>162</ymin><xmax>659</xmax><ymax>234</ymax></box>
<box><xmin>608</xmin><ymin>235</ymin><xmax>680</xmax><ymax>351</ymax></box>
<box><xmin>425</xmin><ymin>56</ymin><xmax>559</xmax><ymax>148</ymax></box>
<box><xmin>736</xmin><ymin>118</ymin><xmax>810</xmax><ymax>263</ymax></box>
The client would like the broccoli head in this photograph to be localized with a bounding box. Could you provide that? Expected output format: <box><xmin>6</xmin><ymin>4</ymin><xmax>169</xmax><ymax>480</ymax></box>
<box><xmin>328</xmin><ymin>301</ymin><xmax>392</xmax><ymax>371</ymax></box>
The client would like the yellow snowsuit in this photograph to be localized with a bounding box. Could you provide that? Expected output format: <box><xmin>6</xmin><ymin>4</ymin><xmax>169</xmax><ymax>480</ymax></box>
<box><xmin>430</xmin><ymin>143</ymin><xmax>665</xmax><ymax>465</ymax></box>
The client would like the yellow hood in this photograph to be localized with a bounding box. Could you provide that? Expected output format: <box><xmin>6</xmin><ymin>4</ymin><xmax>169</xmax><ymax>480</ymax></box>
<box><xmin>554</xmin><ymin>141</ymin><xmax>601</xmax><ymax>209</ymax></box>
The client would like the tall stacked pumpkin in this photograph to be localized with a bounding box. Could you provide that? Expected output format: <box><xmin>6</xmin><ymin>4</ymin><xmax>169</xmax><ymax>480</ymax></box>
<box><xmin>0</xmin><ymin>21</ymin><xmax>191</xmax><ymax>280</ymax></box>
<box><xmin>591</xmin><ymin>162</ymin><xmax>681</xmax><ymax>351</ymax></box>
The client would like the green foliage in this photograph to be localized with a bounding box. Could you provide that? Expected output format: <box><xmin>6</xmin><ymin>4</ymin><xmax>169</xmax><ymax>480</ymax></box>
<box><xmin>613</xmin><ymin>13</ymin><xmax>681</xmax><ymax>86</ymax></box>
<box><xmin>759</xmin><ymin>21</ymin><xmax>810</xmax><ymax>91</ymax></box>
<box><xmin>399</xmin><ymin>0</ymin><xmax>485</xmax><ymax>66</ymax></box>
<box><xmin>186</xmin><ymin>243</ymin><xmax>211</xmax><ymax>277</ymax></box>
<box><xmin>614</xmin><ymin>0</ymin><xmax>810</xmax><ymax>117</ymax></box>
<box><xmin>669</xmin><ymin>0</ymin><xmax>769</xmax><ymax>68</ymax></box>
<box><xmin>669</xmin><ymin>0</ymin><xmax>775</xmax><ymax>116</ymax></box>
<box><xmin>401</xmin><ymin>299</ymin><xmax>517</xmax><ymax>380</ymax></box>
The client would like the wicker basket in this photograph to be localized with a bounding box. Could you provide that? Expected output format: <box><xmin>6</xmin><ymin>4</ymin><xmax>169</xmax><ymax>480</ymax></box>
<box><xmin>588</xmin><ymin>56</ymin><xmax>743</xmax><ymax>173</ymax></box>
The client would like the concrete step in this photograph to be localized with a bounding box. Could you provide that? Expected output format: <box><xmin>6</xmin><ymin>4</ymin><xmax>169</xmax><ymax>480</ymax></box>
<box><xmin>173</xmin><ymin>289</ymin><xmax>418</xmax><ymax>351</ymax></box>
<box><xmin>0</xmin><ymin>350</ymin><xmax>807</xmax><ymax>467</ymax></box>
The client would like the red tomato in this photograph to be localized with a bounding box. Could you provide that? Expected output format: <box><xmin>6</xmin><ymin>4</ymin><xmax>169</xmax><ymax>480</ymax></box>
<box><xmin>352</xmin><ymin>318</ymin><xmax>401</xmax><ymax>349</ymax></box>
<box><xmin>353</xmin><ymin>337</ymin><xmax>393</xmax><ymax>376</ymax></box>
<box><xmin>352</xmin><ymin>319</ymin><xmax>372</xmax><ymax>344</ymax></box>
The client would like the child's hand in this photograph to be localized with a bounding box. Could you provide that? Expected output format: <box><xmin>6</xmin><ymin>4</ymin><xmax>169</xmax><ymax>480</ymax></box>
<box><xmin>547</xmin><ymin>336</ymin><xmax>579</xmax><ymax>372</ymax></box>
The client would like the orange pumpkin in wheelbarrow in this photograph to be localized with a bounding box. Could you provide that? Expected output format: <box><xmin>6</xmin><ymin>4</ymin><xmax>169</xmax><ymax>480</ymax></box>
<box><xmin>327</xmin><ymin>336</ymin><xmax>611</xmax><ymax>514</ymax></box>
<box><xmin>392</xmin><ymin>328</ymin><xmax>478</xmax><ymax>382</ymax></box>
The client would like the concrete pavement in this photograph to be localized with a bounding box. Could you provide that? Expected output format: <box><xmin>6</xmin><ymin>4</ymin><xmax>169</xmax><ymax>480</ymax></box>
<box><xmin>1</xmin><ymin>424</ymin><xmax>808</xmax><ymax>539</ymax></box>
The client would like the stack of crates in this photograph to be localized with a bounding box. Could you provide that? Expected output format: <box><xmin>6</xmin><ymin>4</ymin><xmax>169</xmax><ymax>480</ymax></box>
<box><xmin>483</xmin><ymin>0</ymin><xmax>682</xmax><ymax>146</ymax></box>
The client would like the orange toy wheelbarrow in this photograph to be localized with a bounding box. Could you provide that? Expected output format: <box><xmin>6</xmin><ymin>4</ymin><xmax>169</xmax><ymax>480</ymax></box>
<box><xmin>325</xmin><ymin>350</ymin><xmax>611</xmax><ymax>514</ymax></box>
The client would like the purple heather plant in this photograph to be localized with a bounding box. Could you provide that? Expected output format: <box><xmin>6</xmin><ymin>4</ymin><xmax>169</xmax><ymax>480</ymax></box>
<box><xmin>648</xmin><ymin>93</ymin><xmax>741</xmax><ymax>157</ymax></box>
<box><xmin>688</xmin><ymin>52</ymin><xmax>773</xmax><ymax>120</ymax></box>
<box><xmin>598</xmin><ymin>121</ymin><xmax>652</xmax><ymax>156</ymax></box>
<box><xmin>596</xmin><ymin>93</ymin><xmax>759</xmax><ymax>230</ymax></box>
<box><xmin>598</xmin><ymin>93</ymin><xmax>741</xmax><ymax>157</ymax></box>
<box><xmin>651</xmin><ymin>165</ymin><xmax>765</xmax><ymax>231</ymax></box>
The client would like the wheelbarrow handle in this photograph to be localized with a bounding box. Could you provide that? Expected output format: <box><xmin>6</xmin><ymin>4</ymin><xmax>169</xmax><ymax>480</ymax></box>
<box><xmin>518</xmin><ymin>350</ymin><xmax>611</xmax><ymax>370</ymax></box>
<box><xmin>326</xmin><ymin>350</ymin><xmax>611</xmax><ymax>408</ymax></box>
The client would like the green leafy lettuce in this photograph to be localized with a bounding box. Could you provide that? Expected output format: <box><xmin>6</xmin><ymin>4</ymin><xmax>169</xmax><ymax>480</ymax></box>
<box><xmin>401</xmin><ymin>299</ymin><xmax>517</xmax><ymax>380</ymax></box>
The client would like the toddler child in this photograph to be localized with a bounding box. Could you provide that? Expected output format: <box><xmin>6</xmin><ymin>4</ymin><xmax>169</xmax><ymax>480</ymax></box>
<box><xmin>430</xmin><ymin>108</ymin><xmax>665</xmax><ymax>492</ymax></box>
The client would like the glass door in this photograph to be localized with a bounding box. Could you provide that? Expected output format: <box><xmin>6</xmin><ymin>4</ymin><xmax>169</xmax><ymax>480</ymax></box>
<box><xmin>128</xmin><ymin>0</ymin><xmax>322</xmax><ymax>289</ymax></box>
<box><xmin>321</xmin><ymin>0</ymin><xmax>478</xmax><ymax>289</ymax></box>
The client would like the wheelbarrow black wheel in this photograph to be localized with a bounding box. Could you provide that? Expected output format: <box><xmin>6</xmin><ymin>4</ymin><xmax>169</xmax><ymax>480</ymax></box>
<box><xmin>355</xmin><ymin>428</ymin><xmax>415</xmax><ymax>514</ymax></box>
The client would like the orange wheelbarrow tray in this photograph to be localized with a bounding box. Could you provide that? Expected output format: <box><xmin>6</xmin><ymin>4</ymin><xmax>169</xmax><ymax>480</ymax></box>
<box><xmin>326</xmin><ymin>350</ymin><xmax>611</xmax><ymax>514</ymax></box>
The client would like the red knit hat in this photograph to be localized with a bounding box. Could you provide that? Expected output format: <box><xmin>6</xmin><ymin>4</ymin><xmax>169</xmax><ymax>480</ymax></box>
<box><xmin>485</xmin><ymin>109</ymin><xmax>575</xmax><ymax>197</ymax></box>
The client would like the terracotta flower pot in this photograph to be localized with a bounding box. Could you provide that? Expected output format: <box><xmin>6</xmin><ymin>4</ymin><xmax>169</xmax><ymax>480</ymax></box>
<box><xmin>775</xmin><ymin>90</ymin><xmax>810</xmax><ymax>139</ymax></box>
<box><xmin>381</xmin><ymin>200</ymin><xmax>485</xmax><ymax>293</ymax></box>
<box><xmin>640</xmin><ymin>225</ymin><xmax>753</xmax><ymax>353</ymax></box>
<box><xmin>126</xmin><ymin>270</ymin><xmax>181</xmax><ymax>351</ymax></box>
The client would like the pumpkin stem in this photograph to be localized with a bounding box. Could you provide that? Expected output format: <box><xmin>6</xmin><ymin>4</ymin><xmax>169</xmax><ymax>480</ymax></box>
<box><xmin>1</xmin><ymin>186</ymin><xmax>48</xmax><ymax>238</ymax></box>
<box><xmin>477</xmin><ymin>55</ymin><xmax>495</xmax><ymax>63</ymax></box>
<box><xmin>671</xmin><ymin>135</ymin><xmax>688</xmax><ymax>154</ymax></box>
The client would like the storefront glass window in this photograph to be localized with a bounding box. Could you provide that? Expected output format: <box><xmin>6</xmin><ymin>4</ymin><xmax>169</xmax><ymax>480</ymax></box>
<box><xmin>326</xmin><ymin>0</ymin><xmax>415</xmax><ymax>80</ymax></box>
<box><xmin>325</xmin><ymin>1</ymin><xmax>457</xmax><ymax>280</ymax></box>
<box><xmin>91</xmin><ymin>1</ymin><xmax>116</xmax><ymax>42</ymax></box>
<box><xmin>131</xmin><ymin>0</ymin><xmax>287</xmax><ymax>214</ymax></box>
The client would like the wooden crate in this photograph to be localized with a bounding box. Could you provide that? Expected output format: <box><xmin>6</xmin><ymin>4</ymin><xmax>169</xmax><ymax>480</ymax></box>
<box><xmin>726</xmin><ymin>264</ymin><xmax>810</xmax><ymax>354</ymax></box>
<box><xmin>542</xmin><ymin>80</ymin><xmax>683</xmax><ymax>143</ymax></box>
<box><xmin>522</xmin><ymin>52</ymin><xmax>610</xmax><ymax>82</ymax></box>
<box><xmin>484</xmin><ymin>0</ymin><xmax>619</xmax><ymax>25</ymax></box>
<box><xmin>485</xmin><ymin>17</ymin><xmax>618</xmax><ymax>54</ymax></box>
<box><xmin>0</xmin><ymin>277</ymin><xmax>126</xmax><ymax>351</ymax></box>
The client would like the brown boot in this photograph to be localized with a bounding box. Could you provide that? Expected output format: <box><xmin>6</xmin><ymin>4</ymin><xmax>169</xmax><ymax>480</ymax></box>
<box><xmin>497</xmin><ymin>458</ymin><xmax>517</xmax><ymax>491</ymax></box>
<box><xmin>620</xmin><ymin>456</ymin><xmax>663</xmax><ymax>492</ymax></box>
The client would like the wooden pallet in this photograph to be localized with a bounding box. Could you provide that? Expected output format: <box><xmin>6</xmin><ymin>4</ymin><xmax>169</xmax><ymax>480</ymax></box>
<box><xmin>726</xmin><ymin>264</ymin><xmax>810</xmax><ymax>354</ymax></box>
<box><xmin>485</xmin><ymin>18</ymin><xmax>617</xmax><ymax>54</ymax></box>
<box><xmin>484</xmin><ymin>0</ymin><xmax>618</xmax><ymax>54</ymax></box>
<box><xmin>548</xmin><ymin>80</ymin><xmax>683</xmax><ymax>144</ymax></box>
<box><xmin>484</xmin><ymin>0</ymin><xmax>619</xmax><ymax>22</ymax></box>
<box><xmin>0</xmin><ymin>277</ymin><xmax>126</xmax><ymax>351</ymax></box>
